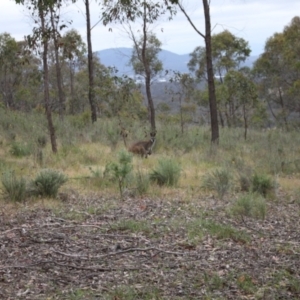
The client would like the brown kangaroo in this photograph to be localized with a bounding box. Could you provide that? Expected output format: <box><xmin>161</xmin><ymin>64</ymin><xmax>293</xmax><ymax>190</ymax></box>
<box><xmin>128</xmin><ymin>131</ymin><xmax>156</xmax><ymax>158</ymax></box>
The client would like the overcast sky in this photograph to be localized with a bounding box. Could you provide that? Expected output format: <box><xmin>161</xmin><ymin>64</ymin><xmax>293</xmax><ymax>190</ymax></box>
<box><xmin>1</xmin><ymin>0</ymin><xmax>299</xmax><ymax>56</ymax></box>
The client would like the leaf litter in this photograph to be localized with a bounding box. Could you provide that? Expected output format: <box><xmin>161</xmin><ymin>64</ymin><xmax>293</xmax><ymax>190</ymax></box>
<box><xmin>0</xmin><ymin>192</ymin><xmax>300</xmax><ymax>299</ymax></box>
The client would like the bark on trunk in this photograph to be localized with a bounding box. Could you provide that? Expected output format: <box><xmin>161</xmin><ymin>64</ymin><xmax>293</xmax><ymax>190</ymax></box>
<box><xmin>203</xmin><ymin>0</ymin><xmax>219</xmax><ymax>144</ymax></box>
<box><xmin>40</xmin><ymin>4</ymin><xmax>57</xmax><ymax>153</ymax></box>
<box><xmin>69</xmin><ymin>61</ymin><xmax>75</xmax><ymax>114</ymax></box>
<box><xmin>142</xmin><ymin>3</ymin><xmax>156</xmax><ymax>133</ymax></box>
<box><xmin>50</xmin><ymin>6</ymin><xmax>65</xmax><ymax>120</ymax></box>
<box><xmin>85</xmin><ymin>0</ymin><xmax>97</xmax><ymax>123</ymax></box>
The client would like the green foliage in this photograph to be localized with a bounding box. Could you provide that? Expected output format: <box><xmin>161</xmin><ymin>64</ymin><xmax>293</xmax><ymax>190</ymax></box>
<box><xmin>9</xmin><ymin>141</ymin><xmax>31</xmax><ymax>157</ymax></box>
<box><xmin>1</xmin><ymin>171</ymin><xmax>27</xmax><ymax>202</ymax></box>
<box><xmin>104</xmin><ymin>150</ymin><xmax>133</xmax><ymax>199</ymax></box>
<box><xmin>105</xmin><ymin>121</ymin><xmax>120</xmax><ymax>150</ymax></box>
<box><xmin>29</xmin><ymin>169</ymin><xmax>68</xmax><ymax>198</ymax></box>
<box><xmin>251</xmin><ymin>173</ymin><xmax>274</xmax><ymax>197</ymax></box>
<box><xmin>102</xmin><ymin>285</ymin><xmax>160</xmax><ymax>300</ymax></box>
<box><xmin>230</xmin><ymin>193</ymin><xmax>267</xmax><ymax>220</ymax></box>
<box><xmin>130</xmin><ymin>33</ymin><xmax>163</xmax><ymax>78</ymax></box>
<box><xmin>89</xmin><ymin>167</ymin><xmax>102</xmax><ymax>178</ymax></box>
<box><xmin>188</xmin><ymin>30</ymin><xmax>250</xmax><ymax>80</ymax></box>
<box><xmin>202</xmin><ymin>220</ymin><xmax>250</xmax><ymax>243</ymax></box>
<box><xmin>158</xmin><ymin>125</ymin><xmax>205</xmax><ymax>153</ymax></box>
<box><xmin>69</xmin><ymin>111</ymin><xmax>91</xmax><ymax>129</ymax></box>
<box><xmin>236</xmin><ymin>273</ymin><xmax>256</xmax><ymax>294</ymax></box>
<box><xmin>0</xmin><ymin>33</ymin><xmax>42</xmax><ymax>111</ymax></box>
<box><xmin>149</xmin><ymin>158</ymin><xmax>181</xmax><ymax>186</ymax></box>
<box><xmin>223</xmin><ymin>69</ymin><xmax>260</xmax><ymax>138</ymax></box>
<box><xmin>101</xmin><ymin>74</ymin><xmax>147</xmax><ymax>121</ymax></box>
<box><xmin>113</xmin><ymin>219</ymin><xmax>151</xmax><ymax>233</ymax></box>
<box><xmin>203</xmin><ymin>272</ymin><xmax>225</xmax><ymax>290</ymax></box>
<box><xmin>187</xmin><ymin>218</ymin><xmax>250</xmax><ymax>244</ymax></box>
<box><xmin>201</xmin><ymin>168</ymin><xmax>232</xmax><ymax>199</ymax></box>
<box><xmin>254</xmin><ymin>17</ymin><xmax>300</xmax><ymax>128</ymax></box>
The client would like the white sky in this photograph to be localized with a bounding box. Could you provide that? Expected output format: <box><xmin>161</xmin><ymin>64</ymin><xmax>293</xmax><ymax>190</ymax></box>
<box><xmin>1</xmin><ymin>0</ymin><xmax>299</xmax><ymax>56</ymax></box>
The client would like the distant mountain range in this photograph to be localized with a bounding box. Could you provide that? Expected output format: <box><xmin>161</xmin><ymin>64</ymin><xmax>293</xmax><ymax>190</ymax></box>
<box><xmin>96</xmin><ymin>47</ymin><xmax>259</xmax><ymax>77</ymax></box>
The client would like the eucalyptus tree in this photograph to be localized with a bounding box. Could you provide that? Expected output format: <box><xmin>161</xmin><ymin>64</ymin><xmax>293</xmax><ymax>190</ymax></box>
<box><xmin>102</xmin><ymin>0</ymin><xmax>176</xmax><ymax>134</ymax></box>
<box><xmin>48</xmin><ymin>1</ymin><xmax>67</xmax><ymax>119</ymax></box>
<box><xmin>188</xmin><ymin>30</ymin><xmax>251</xmax><ymax>81</ymax></box>
<box><xmin>168</xmin><ymin>72</ymin><xmax>198</xmax><ymax>133</ymax></box>
<box><xmin>223</xmin><ymin>69</ymin><xmax>263</xmax><ymax>139</ymax></box>
<box><xmin>188</xmin><ymin>30</ymin><xmax>251</xmax><ymax>128</ymax></box>
<box><xmin>129</xmin><ymin>31</ymin><xmax>163</xmax><ymax>132</ymax></box>
<box><xmin>254</xmin><ymin>16</ymin><xmax>300</xmax><ymax>128</ymax></box>
<box><xmin>174</xmin><ymin>0</ymin><xmax>219</xmax><ymax>143</ymax></box>
<box><xmin>15</xmin><ymin>0</ymin><xmax>58</xmax><ymax>153</ymax></box>
<box><xmin>84</xmin><ymin>0</ymin><xmax>97</xmax><ymax>123</ymax></box>
<box><xmin>61</xmin><ymin>29</ymin><xmax>87</xmax><ymax>114</ymax></box>
<box><xmin>0</xmin><ymin>33</ymin><xmax>24</xmax><ymax>109</ymax></box>
<box><xmin>0</xmin><ymin>34</ymin><xmax>41</xmax><ymax>110</ymax></box>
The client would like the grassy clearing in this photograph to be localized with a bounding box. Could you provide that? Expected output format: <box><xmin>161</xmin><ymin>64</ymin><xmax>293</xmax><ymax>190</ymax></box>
<box><xmin>0</xmin><ymin>110</ymin><xmax>300</xmax><ymax>299</ymax></box>
<box><xmin>1</xmin><ymin>111</ymin><xmax>299</xmax><ymax>199</ymax></box>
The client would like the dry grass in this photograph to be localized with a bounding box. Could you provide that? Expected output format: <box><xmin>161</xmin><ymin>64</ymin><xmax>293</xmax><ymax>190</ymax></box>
<box><xmin>0</xmin><ymin>118</ymin><xmax>300</xmax><ymax>200</ymax></box>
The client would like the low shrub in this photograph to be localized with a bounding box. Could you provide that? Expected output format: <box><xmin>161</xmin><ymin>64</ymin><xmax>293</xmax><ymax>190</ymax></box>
<box><xmin>149</xmin><ymin>158</ymin><xmax>181</xmax><ymax>186</ymax></box>
<box><xmin>10</xmin><ymin>142</ymin><xmax>31</xmax><ymax>157</ymax></box>
<box><xmin>201</xmin><ymin>168</ymin><xmax>232</xmax><ymax>199</ymax></box>
<box><xmin>230</xmin><ymin>193</ymin><xmax>267</xmax><ymax>220</ymax></box>
<box><xmin>251</xmin><ymin>173</ymin><xmax>274</xmax><ymax>197</ymax></box>
<box><xmin>1</xmin><ymin>171</ymin><xmax>27</xmax><ymax>202</ymax></box>
<box><xmin>104</xmin><ymin>150</ymin><xmax>133</xmax><ymax>199</ymax></box>
<box><xmin>29</xmin><ymin>169</ymin><xmax>68</xmax><ymax>198</ymax></box>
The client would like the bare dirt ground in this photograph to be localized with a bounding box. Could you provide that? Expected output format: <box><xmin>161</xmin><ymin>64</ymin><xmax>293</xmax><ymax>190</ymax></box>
<box><xmin>1</xmin><ymin>191</ymin><xmax>300</xmax><ymax>299</ymax></box>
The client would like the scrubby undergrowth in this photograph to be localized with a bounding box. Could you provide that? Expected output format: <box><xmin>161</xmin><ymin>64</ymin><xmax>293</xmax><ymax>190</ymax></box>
<box><xmin>0</xmin><ymin>110</ymin><xmax>300</xmax><ymax>299</ymax></box>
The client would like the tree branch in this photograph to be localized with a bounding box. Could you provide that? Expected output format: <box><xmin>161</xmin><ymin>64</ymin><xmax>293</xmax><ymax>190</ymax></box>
<box><xmin>177</xmin><ymin>2</ymin><xmax>205</xmax><ymax>39</ymax></box>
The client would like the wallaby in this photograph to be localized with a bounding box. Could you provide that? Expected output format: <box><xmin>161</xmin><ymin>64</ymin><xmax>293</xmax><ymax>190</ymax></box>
<box><xmin>128</xmin><ymin>131</ymin><xmax>156</xmax><ymax>158</ymax></box>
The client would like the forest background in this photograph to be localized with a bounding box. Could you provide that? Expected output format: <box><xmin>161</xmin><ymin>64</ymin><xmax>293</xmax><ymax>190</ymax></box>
<box><xmin>0</xmin><ymin>1</ymin><xmax>300</xmax><ymax>299</ymax></box>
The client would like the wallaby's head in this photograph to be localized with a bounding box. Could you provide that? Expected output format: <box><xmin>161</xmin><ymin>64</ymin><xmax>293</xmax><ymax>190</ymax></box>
<box><xmin>150</xmin><ymin>130</ymin><xmax>156</xmax><ymax>142</ymax></box>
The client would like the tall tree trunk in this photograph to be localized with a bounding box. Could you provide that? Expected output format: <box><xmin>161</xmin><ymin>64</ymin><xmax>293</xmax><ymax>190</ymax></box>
<box><xmin>39</xmin><ymin>3</ymin><xmax>57</xmax><ymax>153</ymax></box>
<box><xmin>145</xmin><ymin>73</ymin><xmax>156</xmax><ymax>132</ymax></box>
<box><xmin>50</xmin><ymin>6</ymin><xmax>65</xmax><ymax>120</ymax></box>
<box><xmin>85</xmin><ymin>0</ymin><xmax>97</xmax><ymax>123</ymax></box>
<box><xmin>203</xmin><ymin>0</ymin><xmax>219</xmax><ymax>144</ymax></box>
<box><xmin>142</xmin><ymin>4</ymin><xmax>156</xmax><ymax>133</ymax></box>
<box><xmin>69</xmin><ymin>61</ymin><xmax>75</xmax><ymax>114</ymax></box>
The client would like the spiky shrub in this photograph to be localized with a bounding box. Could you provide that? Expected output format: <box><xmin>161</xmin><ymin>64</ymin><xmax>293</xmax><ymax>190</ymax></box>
<box><xmin>29</xmin><ymin>169</ymin><xmax>68</xmax><ymax>198</ymax></box>
<box><xmin>104</xmin><ymin>150</ymin><xmax>133</xmax><ymax>199</ymax></box>
<box><xmin>149</xmin><ymin>158</ymin><xmax>181</xmax><ymax>186</ymax></box>
<box><xmin>1</xmin><ymin>171</ymin><xmax>27</xmax><ymax>202</ymax></box>
<box><xmin>201</xmin><ymin>168</ymin><xmax>232</xmax><ymax>200</ymax></box>
<box><xmin>231</xmin><ymin>193</ymin><xmax>266</xmax><ymax>220</ymax></box>
<box><xmin>10</xmin><ymin>142</ymin><xmax>31</xmax><ymax>157</ymax></box>
<box><xmin>251</xmin><ymin>173</ymin><xmax>274</xmax><ymax>197</ymax></box>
